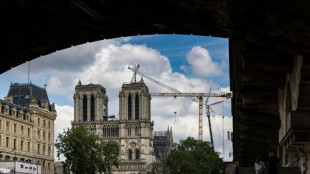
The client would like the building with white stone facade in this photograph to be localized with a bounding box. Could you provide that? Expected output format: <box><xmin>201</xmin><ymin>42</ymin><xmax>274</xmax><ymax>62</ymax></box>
<box><xmin>72</xmin><ymin>78</ymin><xmax>156</xmax><ymax>174</ymax></box>
<box><xmin>0</xmin><ymin>82</ymin><xmax>57</xmax><ymax>174</ymax></box>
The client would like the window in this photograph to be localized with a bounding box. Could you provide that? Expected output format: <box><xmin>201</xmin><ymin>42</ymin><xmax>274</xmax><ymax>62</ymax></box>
<box><xmin>28</xmin><ymin>142</ymin><xmax>30</xmax><ymax>152</ymax></box>
<box><xmin>6</xmin><ymin>122</ymin><xmax>9</xmax><ymax>131</ymax></box>
<box><xmin>37</xmin><ymin>130</ymin><xmax>40</xmax><ymax>139</ymax></box>
<box><xmin>21</xmin><ymin>140</ymin><xmax>23</xmax><ymax>151</ymax></box>
<box><xmin>43</xmin><ymin>132</ymin><xmax>45</xmax><ymax>140</ymax></box>
<box><xmin>21</xmin><ymin>126</ymin><xmax>23</xmax><ymax>135</ymax></box>
<box><xmin>43</xmin><ymin>120</ymin><xmax>45</xmax><ymax>127</ymax></box>
<box><xmin>14</xmin><ymin>124</ymin><xmax>16</xmax><ymax>133</ymax></box>
<box><xmin>135</xmin><ymin>94</ymin><xmax>139</xmax><ymax>120</ymax></box>
<box><xmin>48</xmin><ymin>122</ymin><xmax>51</xmax><ymax>129</ymax></box>
<box><xmin>6</xmin><ymin>137</ymin><xmax>9</xmax><ymax>147</ymax></box>
<box><xmin>14</xmin><ymin>95</ymin><xmax>18</xmax><ymax>99</ymax></box>
<box><xmin>28</xmin><ymin>128</ymin><xmax>30</xmax><ymax>137</ymax></box>
<box><xmin>135</xmin><ymin>149</ymin><xmax>140</xmax><ymax>159</ymax></box>
<box><xmin>37</xmin><ymin>118</ymin><xmax>40</xmax><ymax>126</ymax></box>
<box><xmin>43</xmin><ymin>145</ymin><xmax>45</xmax><ymax>155</ymax></box>
<box><xmin>20</xmin><ymin>95</ymin><xmax>24</xmax><ymax>99</ymax></box>
<box><xmin>25</xmin><ymin>95</ymin><xmax>30</xmax><ymax>99</ymax></box>
<box><xmin>135</xmin><ymin>126</ymin><xmax>141</xmax><ymax>137</ymax></box>
<box><xmin>91</xmin><ymin>96</ymin><xmax>95</xmax><ymax>121</ymax></box>
<box><xmin>128</xmin><ymin>94</ymin><xmax>132</xmax><ymax>120</ymax></box>
<box><xmin>29</xmin><ymin>167</ymin><xmax>32</xmax><ymax>169</ymax></box>
<box><xmin>48</xmin><ymin>133</ymin><xmax>51</xmax><ymax>142</ymax></box>
<box><xmin>21</xmin><ymin>164</ymin><xmax>24</xmax><ymax>168</ymax></box>
<box><xmin>48</xmin><ymin>146</ymin><xmax>51</xmax><ymax>156</ymax></box>
<box><xmin>128</xmin><ymin>127</ymin><xmax>131</xmax><ymax>137</ymax></box>
<box><xmin>0</xmin><ymin>136</ymin><xmax>1</xmax><ymax>146</ymax></box>
<box><xmin>83</xmin><ymin>96</ymin><xmax>87</xmax><ymax>121</ymax></box>
<box><xmin>13</xmin><ymin>139</ymin><xmax>16</xmax><ymax>150</ymax></box>
<box><xmin>48</xmin><ymin>163</ymin><xmax>50</xmax><ymax>170</ymax></box>
<box><xmin>129</xmin><ymin>149</ymin><xmax>132</xmax><ymax>160</ymax></box>
<box><xmin>37</xmin><ymin>144</ymin><xmax>40</xmax><ymax>154</ymax></box>
<box><xmin>0</xmin><ymin>119</ymin><xmax>1</xmax><ymax>129</ymax></box>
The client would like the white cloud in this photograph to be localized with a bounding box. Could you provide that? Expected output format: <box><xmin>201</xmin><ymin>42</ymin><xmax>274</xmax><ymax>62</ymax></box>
<box><xmin>181</xmin><ymin>46</ymin><xmax>223</xmax><ymax>76</ymax></box>
<box><xmin>8</xmin><ymin>39</ymin><xmax>232</xmax><ymax>161</ymax></box>
<box><xmin>152</xmin><ymin>112</ymin><xmax>233</xmax><ymax>161</ymax></box>
<box><xmin>54</xmin><ymin>104</ymin><xmax>73</xmax><ymax>161</ymax></box>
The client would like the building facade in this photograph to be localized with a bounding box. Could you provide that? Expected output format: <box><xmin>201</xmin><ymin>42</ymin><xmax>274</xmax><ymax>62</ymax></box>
<box><xmin>0</xmin><ymin>83</ymin><xmax>57</xmax><ymax>174</ymax></box>
<box><xmin>72</xmin><ymin>79</ymin><xmax>156</xmax><ymax>174</ymax></box>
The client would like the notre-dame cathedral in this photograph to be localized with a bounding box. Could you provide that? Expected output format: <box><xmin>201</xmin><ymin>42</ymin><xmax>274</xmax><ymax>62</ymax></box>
<box><xmin>71</xmin><ymin>78</ymin><xmax>157</xmax><ymax>174</ymax></box>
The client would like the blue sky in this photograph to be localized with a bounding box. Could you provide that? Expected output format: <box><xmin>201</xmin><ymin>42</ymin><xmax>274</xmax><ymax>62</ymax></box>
<box><xmin>0</xmin><ymin>34</ymin><xmax>233</xmax><ymax>161</ymax></box>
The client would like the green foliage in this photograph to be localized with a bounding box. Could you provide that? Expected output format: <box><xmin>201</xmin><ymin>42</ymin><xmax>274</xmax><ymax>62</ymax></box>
<box><xmin>166</xmin><ymin>137</ymin><xmax>223</xmax><ymax>174</ymax></box>
<box><xmin>139</xmin><ymin>162</ymin><xmax>167</xmax><ymax>174</ymax></box>
<box><xmin>55</xmin><ymin>125</ymin><xmax>119</xmax><ymax>174</ymax></box>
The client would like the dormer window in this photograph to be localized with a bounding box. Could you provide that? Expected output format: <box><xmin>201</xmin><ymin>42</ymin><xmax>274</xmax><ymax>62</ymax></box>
<box><xmin>5</xmin><ymin>108</ymin><xmax>8</xmax><ymax>115</ymax></box>
<box><xmin>19</xmin><ymin>111</ymin><xmax>24</xmax><ymax>119</ymax></box>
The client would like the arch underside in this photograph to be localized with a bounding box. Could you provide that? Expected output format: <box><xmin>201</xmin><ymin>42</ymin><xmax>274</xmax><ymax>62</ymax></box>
<box><xmin>3</xmin><ymin>0</ymin><xmax>310</xmax><ymax>167</ymax></box>
<box><xmin>2</xmin><ymin>0</ymin><xmax>310</xmax><ymax>74</ymax></box>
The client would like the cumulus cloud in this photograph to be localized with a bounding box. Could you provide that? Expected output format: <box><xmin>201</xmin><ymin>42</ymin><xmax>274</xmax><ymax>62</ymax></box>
<box><xmin>7</xmin><ymin>38</ymin><xmax>233</xmax><ymax>161</ymax></box>
<box><xmin>152</xmin><ymin>111</ymin><xmax>233</xmax><ymax>161</ymax></box>
<box><xmin>181</xmin><ymin>46</ymin><xmax>224</xmax><ymax>77</ymax></box>
<box><xmin>54</xmin><ymin>104</ymin><xmax>74</xmax><ymax>161</ymax></box>
<box><xmin>8</xmin><ymin>37</ymin><xmax>131</xmax><ymax>78</ymax></box>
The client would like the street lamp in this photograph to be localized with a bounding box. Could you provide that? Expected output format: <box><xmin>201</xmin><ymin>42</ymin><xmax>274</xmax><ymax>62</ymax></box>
<box><xmin>12</xmin><ymin>148</ymin><xmax>16</xmax><ymax>174</ymax></box>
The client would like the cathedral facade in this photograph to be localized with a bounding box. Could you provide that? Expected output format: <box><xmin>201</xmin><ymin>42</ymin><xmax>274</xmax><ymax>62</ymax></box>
<box><xmin>72</xmin><ymin>79</ymin><xmax>156</xmax><ymax>174</ymax></box>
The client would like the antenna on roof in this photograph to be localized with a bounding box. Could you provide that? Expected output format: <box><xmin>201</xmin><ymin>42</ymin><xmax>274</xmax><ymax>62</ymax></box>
<box><xmin>27</xmin><ymin>61</ymin><xmax>31</xmax><ymax>83</ymax></box>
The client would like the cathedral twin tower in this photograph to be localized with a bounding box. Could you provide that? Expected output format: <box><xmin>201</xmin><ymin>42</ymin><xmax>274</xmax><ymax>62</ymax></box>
<box><xmin>72</xmin><ymin>78</ymin><xmax>155</xmax><ymax>173</ymax></box>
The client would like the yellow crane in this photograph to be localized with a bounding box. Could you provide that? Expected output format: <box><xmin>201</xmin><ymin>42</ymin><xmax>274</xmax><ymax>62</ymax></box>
<box><xmin>150</xmin><ymin>92</ymin><xmax>231</xmax><ymax>145</ymax></box>
<box><xmin>128</xmin><ymin>64</ymin><xmax>232</xmax><ymax>143</ymax></box>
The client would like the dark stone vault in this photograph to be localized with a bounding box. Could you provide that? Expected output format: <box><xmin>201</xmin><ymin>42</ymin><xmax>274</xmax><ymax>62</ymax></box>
<box><xmin>2</xmin><ymin>0</ymin><xmax>310</xmax><ymax>166</ymax></box>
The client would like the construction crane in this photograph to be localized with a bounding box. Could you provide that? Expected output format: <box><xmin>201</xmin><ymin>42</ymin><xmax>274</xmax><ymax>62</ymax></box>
<box><xmin>205</xmin><ymin>94</ymin><xmax>224</xmax><ymax>149</ymax></box>
<box><xmin>128</xmin><ymin>64</ymin><xmax>232</xmax><ymax>141</ymax></box>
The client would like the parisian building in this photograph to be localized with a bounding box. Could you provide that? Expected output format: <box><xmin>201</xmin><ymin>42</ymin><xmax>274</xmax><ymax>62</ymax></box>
<box><xmin>72</xmin><ymin>79</ymin><xmax>156</xmax><ymax>174</ymax></box>
<box><xmin>0</xmin><ymin>82</ymin><xmax>57</xmax><ymax>174</ymax></box>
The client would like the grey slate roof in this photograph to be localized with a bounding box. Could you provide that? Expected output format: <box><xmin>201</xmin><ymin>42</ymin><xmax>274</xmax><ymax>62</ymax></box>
<box><xmin>7</xmin><ymin>82</ymin><xmax>50</xmax><ymax>107</ymax></box>
<box><xmin>0</xmin><ymin>99</ymin><xmax>28</xmax><ymax>112</ymax></box>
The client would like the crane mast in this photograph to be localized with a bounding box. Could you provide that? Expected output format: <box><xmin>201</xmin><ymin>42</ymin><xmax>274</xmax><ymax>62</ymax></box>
<box><xmin>128</xmin><ymin>65</ymin><xmax>231</xmax><ymax>142</ymax></box>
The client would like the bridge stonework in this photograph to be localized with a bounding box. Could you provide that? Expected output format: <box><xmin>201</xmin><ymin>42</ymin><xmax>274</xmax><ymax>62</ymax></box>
<box><xmin>3</xmin><ymin>0</ymin><xmax>310</xmax><ymax>173</ymax></box>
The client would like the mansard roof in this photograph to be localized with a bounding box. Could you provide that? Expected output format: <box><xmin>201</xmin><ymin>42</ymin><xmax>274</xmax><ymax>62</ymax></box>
<box><xmin>0</xmin><ymin>99</ymin><xmax>29</xmax><ymax>112</ymax></box>
<box><xmin>7</xmin><ymin>82</ymin><xmax>50</xmax><ymax>107</ymax></box>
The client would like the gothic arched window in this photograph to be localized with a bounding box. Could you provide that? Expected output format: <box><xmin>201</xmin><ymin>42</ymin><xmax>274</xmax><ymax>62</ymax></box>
<box><xmin>129</xmin><ymin>149</ymin><xmax>132</xmax><ymax>160</ymax></box>
<box><xmin>103</xmin><ymin>127</ymin><xmax>106</xmax><ymax>138</ymax></box>
<box><xmin>83</xmin><ymin>96</ymin><xmax>87</xmax><ymax>121</ymax></box>
<box><xmin>91</xmin><ymin>95</ymin><xmax>95</xmax><ymax>121</ymax></box>
<box><xmin>135</xmin><ymin>149</ymin><xmax>140</xmax><ymax>160</ymax></box>
<box><xmin>135</xmin><ymin>94</ymin><xmax>139</xmax><ymax>120</ymax></box>
<box><xmin>128</xmin><ymin>94</ymin><xmax>132</xmax><ymax>120</ymax></box>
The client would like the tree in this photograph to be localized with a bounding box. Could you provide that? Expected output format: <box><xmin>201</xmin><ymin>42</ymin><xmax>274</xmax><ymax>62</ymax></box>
<box><xmin>55</xmin><ymin>125</ymin><xmax>119</xmax><ymax>174</ymax></box>
<box><xmin>165</xmin><ymin>137</ymin><xmax>223</xmax><ymax>174</ymax></box>
<box><xmin>139</xmin><ymin>162</ymin><xmax>167</xmax><ymax>174</ymax></box>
